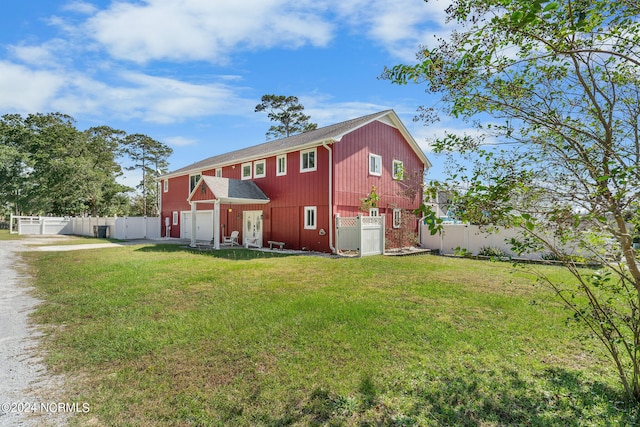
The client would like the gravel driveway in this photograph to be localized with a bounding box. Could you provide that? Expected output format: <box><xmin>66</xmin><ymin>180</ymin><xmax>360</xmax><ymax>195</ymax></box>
<box><xmin>0</xmin><ymin>240</ymin><xmax>68</xmax><ymax>427</ymax></box>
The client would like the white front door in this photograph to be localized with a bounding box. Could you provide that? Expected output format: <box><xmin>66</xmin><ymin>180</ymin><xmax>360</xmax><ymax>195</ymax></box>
<box><xmin>243</xmin><ymin>210</ymin><xmax>263</xmax><ymax>247</ymax></box>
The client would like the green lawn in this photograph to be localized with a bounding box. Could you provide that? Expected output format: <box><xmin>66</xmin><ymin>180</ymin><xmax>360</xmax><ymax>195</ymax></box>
<box><xmin>24</xmin><ymin>245</ymin><xmax>638</xmax><ymax>426</ymax></box>
<box><xmin>0</xmin><ymin>229</ymin><xmax>22</xmax><ymax>240</ymax></box>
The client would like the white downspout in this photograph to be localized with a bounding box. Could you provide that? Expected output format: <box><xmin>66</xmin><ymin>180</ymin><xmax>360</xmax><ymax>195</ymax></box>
<box><xmin>322</xmin><ymin>141</ymin><xmax>336</xmax><ymax>254</ymax></box>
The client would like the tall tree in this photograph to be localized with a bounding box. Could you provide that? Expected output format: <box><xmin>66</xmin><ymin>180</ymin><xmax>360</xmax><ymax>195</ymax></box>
<box><xmin>122</xmin><ymin>133</ymin><xmax>172</xmax><ymax>216</ymax></box>
<box><xmin>0</xmin><ymin>113</ymin><xmax>133</xmax><ymax>216</ymax></box>
<box><xmin>0</xmin><ymin>114</ymin><xmax>32</xmax><ymax>216</ymax></box>
<box><xmin>386</xmin><ymin>0</ymin><xmax>640</xmax><ymax>402</ymax></box>
<box><xmin>255</xmin><ymin>95</ymin><xmax>317</xmax><ymax>140</ymax></box>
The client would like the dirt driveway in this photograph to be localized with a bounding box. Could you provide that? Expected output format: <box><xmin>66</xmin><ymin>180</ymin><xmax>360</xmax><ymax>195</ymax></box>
<box><xmin>0</xmin><ymin>239</ymin><xmax>68</xmax><ymax>427</ymax></box>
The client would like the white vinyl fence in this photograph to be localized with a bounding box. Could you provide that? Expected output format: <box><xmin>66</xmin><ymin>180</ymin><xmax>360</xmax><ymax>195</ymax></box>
<box><xmin>420</xmin><ymin>223</ymin><xmax>539</xmax><ymax>259</ymax></box>
<box><xmin>11</xmin><ymin>214</ymin><xmax>160</xmax><ymax>240</ymax></box>
<box><xmin>335</xmin><ymin>214</ymin><xmax>385</xmax><ymax>257</ymax></box>
<box><xmin>419</xmin><ymin>223</ymin><xmax>587</xmax><ymax>260</ymax></box>
<box><xmin>12</xmin><ymin>216</ymin><xmax>73</xmax><ymax>235</ymax></box>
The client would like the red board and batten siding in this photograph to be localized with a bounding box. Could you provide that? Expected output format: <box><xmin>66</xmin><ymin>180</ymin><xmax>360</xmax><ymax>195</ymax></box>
<box><xmin>161</xmin><ymin>149</ymin><xmax>331</xmax><ymax>250</ymax></box>
<box><xmin>160</xmin><ymin>117</ymin><xmax>426</xmax><ymax>251</ymax></box>
<box><xmin>333</xmin><ymin>120</ymin><xmax>424</xmax><ymax>215</ymax></box>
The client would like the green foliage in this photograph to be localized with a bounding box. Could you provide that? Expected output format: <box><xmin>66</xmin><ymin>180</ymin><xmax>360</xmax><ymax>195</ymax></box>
<box><xmin>385</xmin><ymin>0</ymin><xmax>640</xmax><ymax>402</ymax></box>
<box><xmin>478</xmin><ymin>246</ymin><xmax>509</xmax><ymax>258</ymax></box>
<box><xmin>122</xmin><ymin>133</ymin><xmax>172</xmax><ymax>216</ymax></box>
<box><xmin>0</xmin><ymin>113</ymin><xmax>171</xmax><ymax>217</ymax></box>
<box><xmin>359</xmin><ymin>185</ymin><xmax>380</xmax><ymax>212</ymax></box>
<box><xmin>255</xmin><ymin>94</ymin><xmax>318</xmax><ymax>140</ymax></box>
<box><xmin>453</xmin><ymin>246</ymin><xmax>473</xmax><ymax>257</ymax></box>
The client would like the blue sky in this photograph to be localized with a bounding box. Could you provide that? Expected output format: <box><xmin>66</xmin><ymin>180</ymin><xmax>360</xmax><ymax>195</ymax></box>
<box><xmin>0</xmin><ymin>0</ymin><xmax>471</xmax><ymax>187</ymax></box>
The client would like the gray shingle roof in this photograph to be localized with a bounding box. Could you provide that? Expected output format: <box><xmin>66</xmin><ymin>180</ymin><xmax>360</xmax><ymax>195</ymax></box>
<box><xmin>190</xmin><ymin>176</ymin><xmax>269</xmax><ymax>204</ymax></box>
<box><xmin>165</xmin><ymin>110</ymin><xmax>409</xmax><ymax>177</ymax></box>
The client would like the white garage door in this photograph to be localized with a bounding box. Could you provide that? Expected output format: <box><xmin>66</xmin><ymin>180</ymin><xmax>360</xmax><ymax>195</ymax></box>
<box><xmin>181</xmin><ymin>210</ymin><xmax>214</xmax><ymax>241</ymax></box>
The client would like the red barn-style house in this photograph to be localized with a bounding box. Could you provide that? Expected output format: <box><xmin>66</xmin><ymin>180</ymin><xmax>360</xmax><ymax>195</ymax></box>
<box><xmin>159</xmin><ymin>110</ymin><xmax>431</xmax><ymax>253</ymax></box>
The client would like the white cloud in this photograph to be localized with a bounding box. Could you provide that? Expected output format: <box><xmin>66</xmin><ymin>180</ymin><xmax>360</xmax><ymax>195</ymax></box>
<box><xmin>85</xmin><ymin>0</ymin><xmax>334</xmax><ymax>64</ymax></box>
<box><xmin>81</xmin><ymin>0</ymin><xmax>450</xmax><ymax>65</ymax></box>
<box><xmin>0</xmin><ymin>62</ymin><xmax>65</xmax><ymax>112</ymax></box>
<box><xmin>164</xmin><ymin>136</ymin><xmax>197</xmax><ymax>147</ymax></box>
<box><xmin>8</xmin><ymin>39</ymin><xmax>70</xmax><ymax>67</ymax></box>
<box><xmin>330</xmin><ymin>0</ymin><xmax>452</xmax><ymax>61</ymax></box>
<box><xmin>62</xmin><ymin>0</ymin><xmax>98</xmax><ymax>14</ymax></box>
<box><xmin>48</xmin><ymin>71</ymin><xmax>255</xmax><ymax>124</ymax></box>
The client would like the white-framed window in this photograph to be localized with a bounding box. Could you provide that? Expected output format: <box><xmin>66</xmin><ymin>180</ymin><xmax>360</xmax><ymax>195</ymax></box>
<box><xmin>163</xmin><ymin>179</ymin><xmax>169</xmax><ymax>192</ymax></box>
<box><xmin>369</xmin><ymin>208</ymin><xmax>379</xmax><ymax>217</ymax></box>
<box><xmin>393</xmin><ymin>160</ymin><xmax>404</xmax><ymax>180</ymax></box>
<box><xmin>304</xmin><ymin>206</ymin><xmax>317</xmax><ymax>229</ymax></box>
<box><xmin>369</xmin><ymin>154</ymin><xmax>382</xmax><ymax>176</ymax></box>
<box><xmin>276</xmin><ymin>154</ymin><xmax>287</xmax><ymax>176</ymax></box>
<box><xmin>300</xmin><ymin>148</ymin><xmax>317</xmax><ymax>172</ymax></box>
<box><xmin>189</xmin><ymin>173</ymin><xmax>201</xmax><ymax>192</ymax></box>
<box><xmin>215</xmin><ymin>168</ymin><xmax>222</xmax><ymax>177</ymax></box>
<box><xmin>254</xmin><ymin>159</ymin><xmax>266</xmax><ymax>178</ymax></box>
<box><xmin>241</xmin><ymin>162</ymin><xmax>252</xmax><ymax>180</ymax></box>
<box><xmin>393</xmin><ymin>209</ymin><xmax>402</xmax><ymax>228</ymax></box>
<box><xmin>172</xmin><ymin>211</ymin><xmax>179</xmax><ymax>226</ymax></box>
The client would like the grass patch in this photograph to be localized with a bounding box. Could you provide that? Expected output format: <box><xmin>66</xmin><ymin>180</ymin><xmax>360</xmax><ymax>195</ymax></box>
<box><xmin>0</xmin><ymin>229</ymin><xmax>22</xmax><ymax>240</ymax></box>
<box><xmin>25</xmin><ymin>245</ymin><xmax>638</xmax><ymax>426</ymax></box>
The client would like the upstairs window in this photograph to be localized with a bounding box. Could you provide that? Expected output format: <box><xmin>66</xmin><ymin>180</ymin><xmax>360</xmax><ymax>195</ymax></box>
<box><xmin>393</xmin><ymin>160</ymin><xmax>405</xmax><ymax>180</ymax></box>
<box><xmin>254</xmin><ymin>159</ymin><xmax>266</xmax><ymax>178</ymax></box>
<box><xmin>369</xmin><ymin>154</ymin><xmax>382</xmax><ymax>176</ymax></box>
<box><xmin>276</xmin><ymin>154</ymin><xmax>287</xmax><ymax>176</ymax></box>
<box><xmin>189</xmin><ymin>174</ymin><xmax>201</xmax><ymax>192</ymax></box>
<box><xmin>163</xmin><ymin>179</ymin><xmax>169</xmax><ymax>192</ymax></box>
<box><xmin>215</xmin><ymin>168</ymin><xmax>222</xmax><ymax>177</ymax></box>
<box><xmin>300</xmin><ymin>148</ymin><xmax>316</xmax><ymax>172</ymax></box>
<box><xmin>241</xmin><ymin>162</ymin><xmax>252</xmax><ymax>180</ymax></box>
<box><xmin>369</xmin><ymin>208</ymin><xmax>379</xmax><ymax>217</ymax></box>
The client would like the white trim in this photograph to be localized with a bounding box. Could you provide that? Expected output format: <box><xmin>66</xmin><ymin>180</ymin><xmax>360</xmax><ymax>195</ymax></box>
<box><xmin>254</xmin><ymin>159</ymin><xmax>266</xmax><ymax>178</ymax></box>
<box><xmin>241</xmin><ymin>162</ymin><xmax>252</xmax><ymax>180</ymax></box>
<box><xmin>300</xmin><ymin>148</ymin><xmax>317</xmax><ymax>172</ymax></box>
<box><xmin>393</xmin><ymin>209</ymin><xmax>402</xmax><ymax>228</ymax></box>
<box><xmin>276</xmin><ymin>154</ymin><xmax>287</xmax><ymax>176</ymax></box>
<box><xmin>393</xmin><ymin>159</ymin><xmax>404</xmax><ymax>180</ymax></box>
<box><xmin>369</xmin><ymin>153</ymin><xmax>382</xmax><ymax>176</ymax></box>
<box><xmin>304</xmin><ymin>206</ymin><xmax>317</xmax><ymax>229</ymax></box>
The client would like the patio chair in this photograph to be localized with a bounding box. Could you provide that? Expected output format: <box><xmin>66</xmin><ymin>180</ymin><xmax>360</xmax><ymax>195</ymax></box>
<box><xmin>223</xmin><ymin>230</ymin><xmax>239</xmax><ymax>246</ymax></box>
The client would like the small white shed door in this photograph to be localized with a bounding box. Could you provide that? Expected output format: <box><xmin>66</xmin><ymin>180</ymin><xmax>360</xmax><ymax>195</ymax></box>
<box><xmin>181</xmin><ymin>211</ymin><xmax>214</xmax><ymax>241</ymax></box>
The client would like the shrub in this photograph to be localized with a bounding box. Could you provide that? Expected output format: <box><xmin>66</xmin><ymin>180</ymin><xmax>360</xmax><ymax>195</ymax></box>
<box><xmin>478</xmin><ymin>246</ymin><xmax>508</xmax><ymax>258</ymax></box>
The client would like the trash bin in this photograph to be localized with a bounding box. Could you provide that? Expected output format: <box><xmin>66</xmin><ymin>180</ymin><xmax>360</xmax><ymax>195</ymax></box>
<box><xmin>97</xmin><ymin>225</ymin><xmax>110</xmax><ymax>238</ymax></box>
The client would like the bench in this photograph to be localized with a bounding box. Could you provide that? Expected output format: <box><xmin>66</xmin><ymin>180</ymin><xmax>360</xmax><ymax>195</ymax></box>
<box><xmin>268</xmin><ymin>240</ymin><xmax>285</xmax><ymax>250</ymax></box>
